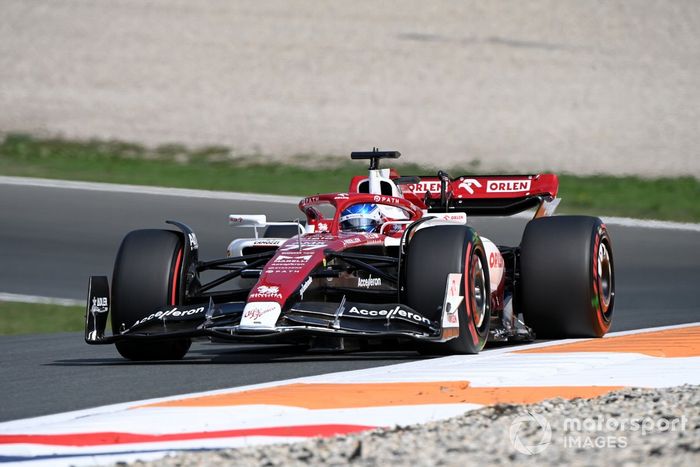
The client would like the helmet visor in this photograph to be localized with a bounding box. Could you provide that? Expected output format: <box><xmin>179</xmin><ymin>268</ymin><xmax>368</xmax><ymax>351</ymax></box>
<box><xmin>340</xmin><ymin>216</ymin><xmax>378</xmax><ymax>232</ymax></box>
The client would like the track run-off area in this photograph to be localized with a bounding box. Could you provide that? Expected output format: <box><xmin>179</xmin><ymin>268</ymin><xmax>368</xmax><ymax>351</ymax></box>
<box><xmin>0</xmin><ymin>176</ymin><xmax>699</xmax><ymax>465</ymax></box>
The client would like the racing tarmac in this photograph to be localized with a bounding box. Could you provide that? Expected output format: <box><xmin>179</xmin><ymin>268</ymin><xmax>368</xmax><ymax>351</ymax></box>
<box><xmin>0</xmin><ymin>181</ymin><xmax>699</xmax><ymax>422</ymax></box>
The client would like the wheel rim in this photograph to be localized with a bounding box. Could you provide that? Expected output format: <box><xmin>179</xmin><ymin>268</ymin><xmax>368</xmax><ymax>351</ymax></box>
<box><xmin>597</xmin><ymin>241</ymin><xmax>613</xmax><ymax>314</ymax></box>
<box><xmin>471</xmin><ymin>255</ymin><xmax>487</xmax><ymax>328</ymax></box>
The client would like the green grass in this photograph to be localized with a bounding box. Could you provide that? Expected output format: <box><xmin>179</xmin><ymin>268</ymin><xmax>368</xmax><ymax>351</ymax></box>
<box><xmin>557</xmin><ymin>175</ymin><xmax>700</xmax><ymax>222</ymax></box>
<box><xmin>0</xmin><ymin>301</ymin><xmax>85</xmax><ymax>335</ymax></box>
<box><xmin>1</xmin><ymin>133</ymin><xmax>698</xmax><ymax>222</ymax></box>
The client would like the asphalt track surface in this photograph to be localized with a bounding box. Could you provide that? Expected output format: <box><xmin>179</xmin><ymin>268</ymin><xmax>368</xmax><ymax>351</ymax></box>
<box><xmin>0</xmin><ymin>182</ymin><xmax>699</xmax><ymax>422</ymax></box>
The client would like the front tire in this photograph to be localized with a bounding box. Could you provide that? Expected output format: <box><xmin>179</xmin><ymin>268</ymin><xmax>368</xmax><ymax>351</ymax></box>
<box><xmin>519</xmin><ymin>216</ymin><xmax>614</xmax><ymax>338</ymax></box>
<box><xmin>404</xmin><ymin>225</ymin><xmax>490</xmax><ymax>354</ymax></box>
<box><xmin>111</xmin><ymin>229</ymin><xmax>192</xmax><ymax>360</ymax></box>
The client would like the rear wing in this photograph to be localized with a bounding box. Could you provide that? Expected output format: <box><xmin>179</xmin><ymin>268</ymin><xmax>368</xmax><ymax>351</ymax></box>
<box><xmin>350</xmin><ymin>173</ymin><xmax>559</xmax><ymax>217</ymax></box>
<box><xmin>401</xmin><ymin>174</ymin><xmax>559</xmax><ymax>216</ymax></box>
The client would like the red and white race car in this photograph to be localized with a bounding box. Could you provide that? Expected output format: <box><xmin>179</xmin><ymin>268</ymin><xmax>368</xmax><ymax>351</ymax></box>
<box><xmin>85</xmin><ymin>150</ymin><xmax>615</xmax><ymax>360</ymax></box>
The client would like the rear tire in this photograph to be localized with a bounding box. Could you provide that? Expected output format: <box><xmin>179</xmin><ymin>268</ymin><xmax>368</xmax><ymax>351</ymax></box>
<box><xmin>111</xmin><ymin>229</ymin><xmax>192</xmax><ymax>360</ymax></box>
<box><xmin>405</xmin><ymin>225</ymin><xmax>490</xmax><ymax>354</ymax></box>
<box><xmin>519</xmin><ymin>216</ymin><xmax>614</xmax><ymax>338</ymax></box>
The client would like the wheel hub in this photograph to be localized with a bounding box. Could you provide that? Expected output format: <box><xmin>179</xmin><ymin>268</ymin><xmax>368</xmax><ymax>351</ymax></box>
<box><xmin>597</xmin><ymin>241</ymin><xmax>613</xmax><ymax>312</ymax></box>
<box><xmin>471</xmin><ymin>256</ymin><xmax>487</xmax><ymax>328</ymax></box>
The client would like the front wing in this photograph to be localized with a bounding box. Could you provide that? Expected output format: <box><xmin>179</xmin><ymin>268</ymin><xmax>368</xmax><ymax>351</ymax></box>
<box><xmin>85</xmin><ymin>276</ymin><xmax>459</xmax><ymax>345</ymax></box>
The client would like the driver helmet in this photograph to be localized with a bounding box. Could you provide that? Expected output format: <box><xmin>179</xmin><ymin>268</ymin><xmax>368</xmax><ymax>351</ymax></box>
<box><xmin>339</xmin><ymin>203</ymin><xmax>383</xmax><ymax>232</ymax></box>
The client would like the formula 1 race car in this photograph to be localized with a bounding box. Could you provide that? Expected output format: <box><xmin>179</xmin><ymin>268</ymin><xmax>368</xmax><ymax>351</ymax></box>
<box><xmin>85</xmin><ymin>150</ymin><xmax>615</xmax><ymax>360</ymax></box>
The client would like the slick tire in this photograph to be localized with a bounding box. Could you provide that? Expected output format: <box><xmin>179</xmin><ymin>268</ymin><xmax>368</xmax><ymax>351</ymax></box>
<box><xmin>519</xmin><ymin>216</ymin><xmax>614</xmax><ymax>338</ymax></box>
<box><xmin>111</xmin><ymin>229</ymin><xmax>191</xmax><ymax>360</ymax></box>
<box><xmin>405</xmin><ymin>225</ymin><xmax>490</xmax><ymax>354</ymax></box>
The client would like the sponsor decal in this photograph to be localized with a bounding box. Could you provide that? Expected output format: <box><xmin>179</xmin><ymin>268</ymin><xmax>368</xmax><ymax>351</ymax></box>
<box><xmin>299</xmin><ymin>277</ymin><xmax>312</xmax><ymax>299</ymax></box>
<box><xmin>134</xmin><ymin>306</ymin><xmax>205</xmax><ymax>326</ymax></box>
<box><xmin>448</xmin><ymin>276</ymin><xmax>460</xmax><ymax>297</ymax></box>
<box><xmin>267</xmin><ymin>253</ymin><xmax>316</xmax><ymax>273</ymax></box>
<box><xmin>442</xmin><ymin>273</ymin><xmax>463</xmax><ymax>329</ymax></box>
<box><xmin>280</xmin><ymin>242</ymin><xmax>326</xmax><ymax>252</ymax></box>
<box><xmin>242</xmin><ymin>303</ymin><xmax>278</xmax><ymax>321</ymax></box>
<box><xmin>403</xmin><ymin>181</ymin><xmax>442</xmax><ymax>194</ymax></box>
<box><xmin>334</xmin><ymin>193</ymin><xmax>350</xmax><ymax>200</ymax></box>
<box><xmin>362</xmin><ymin>235</ymin><xmax>385</xmax><ymax>245</ymax></box>
<box><xmin>432</xmin><ymin>212</ymin><xmax>467</xmax><ymax>223</ymax></box>
<box><xmin>342</xmin><ymin>237</ymin><xmax>361</xmax><ymax>247</ymax></box>
<box><xmin>317</xmin><ymin>222</ymin><xmax>329</xmax><ymax>232</ymax></box>
<box><xmin>489</xmin><ymin>252</ymin><xmax>504</xmax><ymax>268</ymax></box>
<box><xmin>486</xmin><ymin>179</ymin><xmax>531</xmax><ymax>193</ymax></box>
<box><xmin>252</xmin><ymin>239</ymin><xmax>284</xmax><ymax>246</ymax></box>
<box><xmin>311</xmin><ymin>234</ymin><xmax>336</xmax><ymax>241</ymax></box>
<box><xmin>372</xmin><ymin>195</ymin><xmax>400</xmax><ymax>205</ymax></box>
<box><xmin>228</xmin><ymin>214</ymin><xmax>266</xmax><ymax>226</ymax></box>
<box><xmin>249</xmin><ymin>285</ymin><xmax>283</xmax><ymax>299</ymax></box>
<box><xmin>302</xmin><ymin>196</ymin><xmax>320</xmax><ymax>204</ymax></box>
<box><xmin>274</xmin><ymin>254</ymin><xmax>314</xmax><ymax>262</ymax></box>
<box><xmin>347</xmin><ymin>306</ymin><xmax>432</xmax><ymax>326</ymax></box>
<box><xmin>240</xmin><ymin>302</ymin><xmax>282</xmax><ymax>328</ymax></box>
<box><xmin>357</xmin><ymin>275</ymin><xmax>382</xmax><ymax>288</ymax></box>
<box><xmin>483</xmin><ymin>239</ymin><xmax>505</xmax><ymax>294</ymax></box>
<box><xmin>458</xmin><ymin>178</ymin><xmax>483</xmax><ymax>194</ymax></box>
<box><xmin>90</xmin><ymin>297</ymin><xmax>108</xmax><ymax>314</ymax></box>
<box><xmin>188</xmin><ymin>232</ymin><xmax>199</xmax><ymax>250</ymax></box>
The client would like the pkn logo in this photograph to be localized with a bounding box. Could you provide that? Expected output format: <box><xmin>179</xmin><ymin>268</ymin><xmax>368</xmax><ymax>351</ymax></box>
<box><xmin>458</xmin><ymin>178</ymin><xmax>482</xmax><ymax>194</ymax></box>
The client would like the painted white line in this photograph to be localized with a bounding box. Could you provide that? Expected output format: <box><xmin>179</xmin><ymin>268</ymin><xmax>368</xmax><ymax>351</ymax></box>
<box><xmin>599</xmin><ymin>321</ymin><xmax>700</xmax><ymax>337</ymax></box>
<box><xmin>0</xmin><ymin>176</ymin><xmax>300</xmax><ymax>205</ymax></box>
<box><xmin>599</xmin><ymin>215</ymin><xmax>700</xmax><ymax>232</ymax></box>
<box><xmin>0</xmin><ymin>293</ymin><xmax>83</xmax><ymax>307</ymax></box>
<box><xmin>2</xmin><ymin>176</ymin><xmax>699</xmax><ymax>231</ymax></box>
<box><xmin>511</xmin><ymin>210</ymin><xmax>700</xmax><ymax>232</ymax></box>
